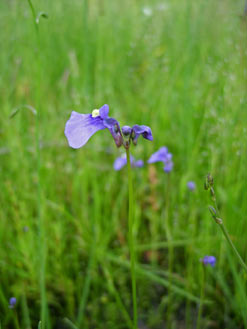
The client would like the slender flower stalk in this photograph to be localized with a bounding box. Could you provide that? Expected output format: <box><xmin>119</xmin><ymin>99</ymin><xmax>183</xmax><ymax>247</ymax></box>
<box><xmin>126</xmin><ymin>148</ymin><xmax>137</xmax><ymax>329</ymax></box>
<box><xmin>77</xmin><ymin>173</ymin><xmax>98</xmax><ymax>327</ymax></box>
<box><xmin>8</xmin><ymin>297</ymin><xmax>20</xmax><ymax>329</ymax></box>
<box><xmin>205</xmin><ymin>174</ymin><xmax>247</xmax><ymax>273</ymax></box>
<box><xmin>196</xmin><ymin>256</ymin><xmax>216</xmax><ymax>329</ymax></box>
<box><xmin>196</xmin><ymin>265</ymin><xmax>205</xmax><ymax>329</ymax></box>
<box><xmin>147</xmin><ymin>146</ymin><xmax>174</xmax><ymax>325</ymax></box>
<box><xmin>77</xmin><ymin>235</ymin><xmax>96</xmax><ymax>327</ymax></box>
<box><xmin>26</xmin><ymin>1</ymin><xmax>48</xmax><ymax>326</ymax></box>
<box><xmin>164</xmin><ymin>174</ymin><xmax>174</xmax><ymax>326</ymax></box>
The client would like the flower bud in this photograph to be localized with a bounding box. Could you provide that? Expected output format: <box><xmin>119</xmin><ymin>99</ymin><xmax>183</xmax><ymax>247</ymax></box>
<box><xmin>208</xmin><ymin>205</ymin><xmax>217</xmax><ymax>217</ymax></box>
<box><xmin>207</xmin><ymin>173</ymin><xmax>214</xmax><ymax>187</ymax></box>
<box><xmin>121</xmin><ymin>126</ymin><xmax>132</xmax><ymax>136</ymax></box>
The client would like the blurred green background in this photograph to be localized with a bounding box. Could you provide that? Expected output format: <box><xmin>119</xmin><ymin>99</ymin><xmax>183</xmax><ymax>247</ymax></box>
<box><xmin>0</xmin><ymin>0</ymin><xmax>247</xmax><ymax>328</ymax></box>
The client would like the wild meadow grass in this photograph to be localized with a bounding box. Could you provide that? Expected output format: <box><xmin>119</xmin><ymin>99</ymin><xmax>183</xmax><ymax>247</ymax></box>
<box><xmin>0</xmin><ymin>0</ymin><xmax>247</xmax><ymax>328</ymax></box>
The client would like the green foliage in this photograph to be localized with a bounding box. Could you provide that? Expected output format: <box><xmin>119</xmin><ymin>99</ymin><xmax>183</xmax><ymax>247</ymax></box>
<box><xmin>0</xmin><ymin>0</ymin><xmax>246</xmax><ymax>328</ymax></box>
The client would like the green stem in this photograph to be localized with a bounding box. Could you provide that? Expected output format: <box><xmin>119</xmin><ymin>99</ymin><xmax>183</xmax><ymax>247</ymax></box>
<box><xmin>104</xmin><ymin>266</ymin><xmax>133</xmax><ymax>328</ymax></box>
<box><xmin>196</xmin><ymin>266</ymin><xmax>205</xmax><ymax>329</ymax></box>
<box><xmin>77</xmin><ymin>172</ymin><xmax>98</xmax><ymax>327</ymax></box>
<box><xmin>164</xmin><ymin>175</ymin><xmax>174</xmax><ymax>326</ymax></box>
<box><xmin>13</xmin><ymin>310</ymin><xmax>20</xmax><ymax>329</ymax></box>
<box><xmin>27</xmin><ymin>0</ymin><xmax>36</xmax><ymax>23</ymax></box>
<box><xmin>76</xmin><ymin>243</ymin><xmax>95</xmax><ymax>326</ymax></box>
<box><xmin>26</xmin><ymin>1</ymin><xmax>47</xmax><ymax>326</ymax></box>
<box><xmin>185</xmin><ymin>196</ymin><xmax>196</xmax><ymax>328</ymax></box>
<box><xmin>211</xmin><ymin>192</ymin><xmax>247</xmax><ymax>273</ymax></box>
<box><xmin>126</xmin><ymin>148</ymin><xmax>137</xmax><ymax>329</ymax></box>
<box><xmin>219</xmin><ymin>223</ymin><xmax>247</xmax><ymax>273</ymax></box>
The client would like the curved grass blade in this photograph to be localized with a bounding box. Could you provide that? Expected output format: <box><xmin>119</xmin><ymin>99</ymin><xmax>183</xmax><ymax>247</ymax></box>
<box><xmin>63</xmin><ymin>318</ymin><xmax>78</xmax><ymax>329</ymax></box>
<box><xmin>36</xmin><ymin>12</ymin><xmax>49</xmax><ymax>24</ymax></box>
<box><xmin>9</xmin><ymin>105</ymin><xmax>37</xmax><ymax>119</ymax></box>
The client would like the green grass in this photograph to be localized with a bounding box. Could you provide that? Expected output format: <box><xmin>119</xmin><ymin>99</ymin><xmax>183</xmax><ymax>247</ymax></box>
<box><xmin>0</xmin><ymin>0</ymin><xmax>247</xmax><ymax>328</ymax></box>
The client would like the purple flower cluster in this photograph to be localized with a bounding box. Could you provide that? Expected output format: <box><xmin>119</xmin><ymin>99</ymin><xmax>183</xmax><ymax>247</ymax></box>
<box><xmin>114</xmin><ymin>147</ymin><xmax>174</xmax><ymax>172</ymax></box>
<box><xmin>147</xmin><ymin>146</ymin><xmax>173</xmax><ymax>173</ymax></box>
<box><xmin>64</xmin><ymin>104</ymin><xmax>177</xmax><ymax>174</ymax></box>
<box><xmin>64</xmin><ymin>104</ymin><xmax>153</xmax><ymax>149</ymax></box>
<box><xmin>200</xmin><ymin>256</ymin><xmax>216</xmax><ymax>267</ymax></box>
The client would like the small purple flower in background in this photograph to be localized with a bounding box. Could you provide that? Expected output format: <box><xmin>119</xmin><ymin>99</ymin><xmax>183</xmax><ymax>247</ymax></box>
<box><xmin>200</xmin><ymin>256</ymin><xmax>216</xmax><ymax>267</ymax></box>
<box><xmin>148</xmin><ymin>146</ymin><xmax>173</xmax><ymax>173</ymax></box>
<box><xmin>9</xmin><ymin>297</ymin><xmax>17</xmax><ymax>309</ymax></box>
<box><xmin>23</xmin><ymin>226</ymin><xmax>29</xmax><ymax>232</ymax></box>
<box><xmin>64</xmin><ymin>104</ymin><xmax>153</xmax><ymax>150</ymax></box>
<box><xmin>187</xmin><ymin>181</ymin><xmax>196</xmax><ymax>191</ymax></box>
<box><xmin>114</xmin><ymin>154</ymin><xmax>144</xmax><ymax>171</ymax></box>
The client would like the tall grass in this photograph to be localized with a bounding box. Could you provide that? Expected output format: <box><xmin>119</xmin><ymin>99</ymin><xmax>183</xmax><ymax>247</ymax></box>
<box><xmin>0</xmin><ymin>0</ymin><xmax>246</xmax><ymax>328</ymax></box>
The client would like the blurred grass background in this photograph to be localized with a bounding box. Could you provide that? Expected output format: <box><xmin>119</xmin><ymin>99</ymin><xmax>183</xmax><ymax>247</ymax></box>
<box><xmin>0</xmin><ymin>0</ymin><xmax>247</xmax><ymax>328</ymax></box>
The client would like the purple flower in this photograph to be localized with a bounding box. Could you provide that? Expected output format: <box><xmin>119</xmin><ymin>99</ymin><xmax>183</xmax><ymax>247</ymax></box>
<box><xmin>9</xmin><ymin>297</ymin><xmax>17</xmax><ymax>309</ymax></box>
<box><xmin>65</xmin><ymin>104</ymin><xmax>122</xmax><ymax>148</ymax></box>
<box><xmin>148</xmin><ymin>146</ymin><xmax>173</xmax><ymax>173</ymax></box>
<box><xmin>200</xmin><ymin>256</ymin><xmax>216</xmax><ymax>267</ymax></box>
<box><xmin>114</xmin><ymin>154</ymin><xmax>144</xmax><ymax>171</ymax></box>
<box><xmin>131</xmin><ymin>125</ymin><xmax>153</xmax><ymax>145</ymax></box>
<box><xmin>65</xmin><ymin>104</ymin><xmax>153</xmax><ymax>149</ymax></box>
<box><xmin>187</xmin><ymin>181</ymin><xmax>196</xmax><ymax>191</ymax></box>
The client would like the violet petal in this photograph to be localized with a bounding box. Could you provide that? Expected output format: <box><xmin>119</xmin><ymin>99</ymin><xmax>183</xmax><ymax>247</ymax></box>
<box><xmin>65</xmin><ymin>111</ymin><xmax>105</xmax><ymax>149</ymax></box>
<box><xmin>103</xmin><ymin>117</ymin><xmax>123</xmax><ymax>147</ymax></box>
<box><xmin>132</xmin><ymin>124</ymin><xmax>153</xmax><ymax>143</ymax></box>
<box><xmin>201</xmin><ymin>256</ymin><xmax>216</xmax><ymax>267</ymax></box>
<box><xmin>187</xmin><ymin>181</ymin><xmax>196</xmax><ymax>191</ymax></box>
<box><xmin>134</xmin><ymin>159</ymin><xmax>144</xmax><ymax>168</ymax></box>
<box><xmin>164</xmin><ymin>160</ymin><xmax>173</xmax><ymax>173</ymax></box>
<box><xmin>114</xmin><ymin>156</ymin><xmax>127</xmax><ymax>171</ymax></box>
<box><xmin>99</xmin><ymin>104</ymin><xmax>109</xmax><ymax>119</ymax></box>
<box><xmin>148</xmin><ymin>147</ymin><xmax>168</xmax><ymax>164</ymax></box>
<box><xmin>9</xmin><ymin>297</ymin><xmax>17</xmax><ymax>309</ymax></box>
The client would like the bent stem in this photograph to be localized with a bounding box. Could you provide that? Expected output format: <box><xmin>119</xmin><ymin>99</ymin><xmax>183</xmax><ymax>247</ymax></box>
<box><xmin>126</xmin><ymin>148</ymin><xmax>137</xmax><ymax>329</ymax></box>
<box><xmin>219</xmin><ymin>223</ymin><xmax>247</xmax><ymax>273</ymax></box>
<box><xmin>209</xmin><ymin>187</ymin><xmax>247</xmax><ymax>274</ymax></box>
